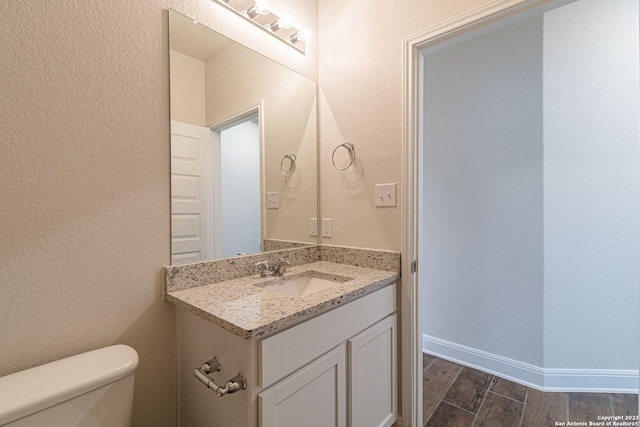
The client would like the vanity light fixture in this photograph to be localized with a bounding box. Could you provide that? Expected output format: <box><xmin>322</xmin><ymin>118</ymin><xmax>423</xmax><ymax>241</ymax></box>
<box><xmin>213</xmin><ymin>0</ymin><xmax>308</xmax><ymax>54</ymax></box>
<box><xmin>246</xmin><ymin>0</ymin><xmax>271</xmax><ymax>18</ymax></box>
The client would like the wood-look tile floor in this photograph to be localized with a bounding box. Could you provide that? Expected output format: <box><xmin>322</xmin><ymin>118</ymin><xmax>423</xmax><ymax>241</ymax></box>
<box><xmin>423</xmin><ymin>353</ymin><xmax>638</xmax><ymax>427</ymax></box>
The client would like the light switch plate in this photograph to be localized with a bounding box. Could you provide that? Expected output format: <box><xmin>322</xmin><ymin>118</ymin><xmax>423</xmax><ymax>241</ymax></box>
<box><xmin>375</xmin><ymin>183</ymin><xmax>397</xmax><ymax>207</ymax></box>
<box><xmin>267</xmin><ymin>191</ymin><xmax>279</xmax><ymax>209</ymax></box>
<box><xmin>310</xmin><ymin>218</ymin><xmax>318</xmax><ymax>237</ymax></box>
<box><xmin>322</xmin><ymin>218</ymin><xmax>332</xmax><ymax>238</ymax></box>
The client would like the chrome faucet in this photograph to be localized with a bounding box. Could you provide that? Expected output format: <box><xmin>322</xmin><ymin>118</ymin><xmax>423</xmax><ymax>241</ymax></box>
<box><xmin>255</xmin><ymin>256</ymin><xmax>291</xmax><ymax>277</ymax></box>
<box><xmin>255</xmin><ymin>261</ymin><xmax>273</xmax><ymax>277</ymax></box>
<box><xmin>273</xmin><ymin>256</ymin><xmax>290</xmax><ymax>276</ymax></box>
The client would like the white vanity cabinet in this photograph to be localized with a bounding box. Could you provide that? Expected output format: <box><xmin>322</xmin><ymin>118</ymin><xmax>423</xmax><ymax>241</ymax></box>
<box><xmin>259</xmin><ymin>344</ymin><xmax>347</xmax><ymax>427</ymax></box>
<box><xmin>176</xmin><ymin>283</ymin><xmax>397</xmax><ymax>427</ymax></box>
<box><xmin>348</xmin><ymin>315</ymin><xmax>397</xmax><ymax>427</ymax></box>
<box><xmin>259</xmin><ymin>314</ymin><xmax>397</xmax><ymax>427</ymax></box>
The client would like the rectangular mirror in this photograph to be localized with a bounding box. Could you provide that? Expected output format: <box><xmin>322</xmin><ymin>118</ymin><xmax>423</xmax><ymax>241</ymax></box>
<box><xmin>169</xmin><ymin>9</ymin><xmax>318</xmax><ymax>264</ymax></box>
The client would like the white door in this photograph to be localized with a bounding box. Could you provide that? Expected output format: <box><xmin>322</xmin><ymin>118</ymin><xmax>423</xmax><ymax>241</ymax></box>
<box><xmin>171</xmin><ymin>121</ymin><xmax>214</xmax><ymax>264</ymax></box>
<box><xmin>348</xmin><ymin>314</ymin><xmax>397</xmax><ymax>427</ymax></box>
<box><xmin>259</xmin><ymin>344</ymin><xmax>347</xmax><ymax>427</ymax></box>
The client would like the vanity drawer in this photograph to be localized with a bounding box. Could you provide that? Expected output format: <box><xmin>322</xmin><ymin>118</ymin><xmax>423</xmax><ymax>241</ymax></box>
<box><xmin>258</xmin><ymin>283</ymin><xmax>396</xmax><ymax>388</ymax></box>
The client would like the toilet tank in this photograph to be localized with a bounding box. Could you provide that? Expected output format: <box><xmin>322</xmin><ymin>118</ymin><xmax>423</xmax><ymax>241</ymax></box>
<box><xmin>0</xmin><ymin>345</ymin><xmax>139</xmax><ymax>427</ymax></box>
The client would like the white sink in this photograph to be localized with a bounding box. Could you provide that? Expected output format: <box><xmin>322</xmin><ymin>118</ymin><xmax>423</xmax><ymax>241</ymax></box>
<box><xmin>260</xmin><ymin>274</ymin><xmax>350</xmax><ymax>298</ymax></box>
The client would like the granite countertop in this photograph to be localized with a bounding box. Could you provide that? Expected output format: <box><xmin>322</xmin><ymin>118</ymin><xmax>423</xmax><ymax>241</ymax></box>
<box><xmin>165</xmin><ymin>261</ymin><xmax>399</xmax><ymax>340</ymax></box>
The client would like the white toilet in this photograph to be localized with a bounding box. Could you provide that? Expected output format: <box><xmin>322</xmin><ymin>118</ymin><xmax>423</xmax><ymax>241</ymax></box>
<box><xmin>0</xmin><ymin>345</ymin><xmax>139</xmax><ymax>427</ymax></box>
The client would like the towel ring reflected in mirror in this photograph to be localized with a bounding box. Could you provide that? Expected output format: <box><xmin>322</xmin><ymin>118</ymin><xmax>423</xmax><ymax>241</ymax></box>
<box><xmin>280</xmin><ymin>154</ymin><xmax>297</xmax><ymax>177</ymax></box>
<box><xmin>332</xmin><ymin>143</ymin><xmax>356</xmax><ymax>170</ymax></box>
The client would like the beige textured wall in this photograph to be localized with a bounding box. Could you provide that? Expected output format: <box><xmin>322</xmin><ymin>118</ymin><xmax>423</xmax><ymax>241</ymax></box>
<box><xmin>170</xmin><ymin>50</ymin><xmax>206</xmax><ymax>126</ymax></box>
<box><xmin>0</xmin><ymin>1</ymin><xmax>317</xmax><ymax>426</ymax></box>
<box><xmin>318</xmin><ymin>0</ymin><xmax>494</xmax><ymax>250</ymax></box>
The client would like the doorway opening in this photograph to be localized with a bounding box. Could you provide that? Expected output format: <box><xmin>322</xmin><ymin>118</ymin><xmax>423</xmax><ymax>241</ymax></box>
<box><xmin>403</xmin><ymin>0</ymin><xmax>639</xmax><ymax>424</ymax></box>
<box><xmin>209</xmin><ymin>104</ymin><xmax>265</xmax><ymax>258</ymax></box>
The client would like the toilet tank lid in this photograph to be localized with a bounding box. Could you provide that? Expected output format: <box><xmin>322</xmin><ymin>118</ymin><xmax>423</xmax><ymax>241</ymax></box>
<box><xmin>0</xmin><ymin>344</ymin><xmax>139</xmax><ymax>425</ymax></box>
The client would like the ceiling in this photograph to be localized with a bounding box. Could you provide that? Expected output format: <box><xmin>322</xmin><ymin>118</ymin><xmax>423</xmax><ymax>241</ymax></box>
<box><xmin>170</xmin><ymin>12</ymin><xmax>233</xmax><ymax>62</ymax></box>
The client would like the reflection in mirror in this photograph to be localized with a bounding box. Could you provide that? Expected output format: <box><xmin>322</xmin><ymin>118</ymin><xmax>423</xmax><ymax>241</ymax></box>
<box><xmin>169</xmin><ymin>10</ymin><xmax>318</xmax><ymax>265</ymax></box>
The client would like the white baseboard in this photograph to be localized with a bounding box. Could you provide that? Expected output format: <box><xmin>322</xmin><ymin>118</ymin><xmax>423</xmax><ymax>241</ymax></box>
<box><xmin>423</xmin><ymin>334</ymin><xmax>638</xmax><ymax>393</ymax></box>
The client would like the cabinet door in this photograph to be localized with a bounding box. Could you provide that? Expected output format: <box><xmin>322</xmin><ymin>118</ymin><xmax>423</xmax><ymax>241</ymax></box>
<box><xmin>259</xmin><ymin>344</ymin><xmax>347</xmax><ymax>427</ymax></box>
<box><xmin>348</xmin><ymin>314</ymin><xmax>397</xmax><ymax>427</ymax></box>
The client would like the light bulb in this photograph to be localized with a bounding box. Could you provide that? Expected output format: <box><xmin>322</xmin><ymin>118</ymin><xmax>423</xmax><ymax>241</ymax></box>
<box><xmin>290</xmin><ymin>29</ymin><xmax>312</xmax><ymax>44</ymax></box>
<box><xmin>278</xmin><ymin>13</ymin><xmax>293</xmax><ymax>29</ymax></box>
<box><xmin>254</xmin><ymin>0</ymin><xmax>271</xmax><ymax>14</ymax></box>
<box><xmin>246</xmin><ymin>0</ymin><xmax>271</xmax><ymax>18</ymax></box>
<box><xmin>270</xmin><ymin>13</ymin><xmax>293</xmax><ymax>32</ymax></box>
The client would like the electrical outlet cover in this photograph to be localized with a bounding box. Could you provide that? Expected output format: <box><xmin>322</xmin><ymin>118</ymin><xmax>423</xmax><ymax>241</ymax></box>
<box><xmin>310</xmin><ymin>218</ymin><xmax>318</xmax><ymax>237</ymax></box>
<box><xmin>322</xmin><ymin>218</ymin><xmax>332</xmax><ymax>238</ymax></box>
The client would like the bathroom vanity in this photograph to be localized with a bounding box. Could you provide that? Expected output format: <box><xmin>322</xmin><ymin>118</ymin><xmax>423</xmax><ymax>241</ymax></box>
<box><xmin>165</xmin><ymin>252</ymin><xmax>399</xmax><ymax>427</ymax></box>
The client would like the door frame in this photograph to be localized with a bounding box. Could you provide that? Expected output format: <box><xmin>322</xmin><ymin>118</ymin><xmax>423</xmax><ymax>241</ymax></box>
<box><xmin>208</xmin><ymin>100</ymin><xmax>266</xmax><ymax>256</ymax></box>
<box><xmin>401</xmin><ymin>1</ymin><xmax>575</xmax><ymax>425</ymax></box>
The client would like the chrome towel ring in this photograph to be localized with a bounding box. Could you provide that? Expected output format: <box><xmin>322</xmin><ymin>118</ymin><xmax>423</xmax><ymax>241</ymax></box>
<box><xmin>280</xmin><ymin>154</ymin><xmax>296</xmax><ymax>177</ymax></box>
<box><xmin>332</xmin><ymin>143</ymin><xmax>355</xmax><ymax>170</ymax></box>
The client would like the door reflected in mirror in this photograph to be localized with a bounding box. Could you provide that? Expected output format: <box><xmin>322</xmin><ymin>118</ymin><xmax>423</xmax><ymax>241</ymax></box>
<box><xmin>169</xmin><ymin>10</ymin><xmax>318</xmax><ymax>265</ymax></box>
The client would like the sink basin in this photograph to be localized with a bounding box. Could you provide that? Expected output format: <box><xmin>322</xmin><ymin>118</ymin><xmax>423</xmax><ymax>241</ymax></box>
<box><xmin>259</xmin><ymin>273</ymin><xmax>351</xmax><ymax>298</ymax></box>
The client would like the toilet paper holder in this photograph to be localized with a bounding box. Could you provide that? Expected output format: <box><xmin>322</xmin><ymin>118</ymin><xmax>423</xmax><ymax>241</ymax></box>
<box><xmin>193</xmin><ymin>356</ymin><xmax>247</xmax><ymax>397</ymax></box>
